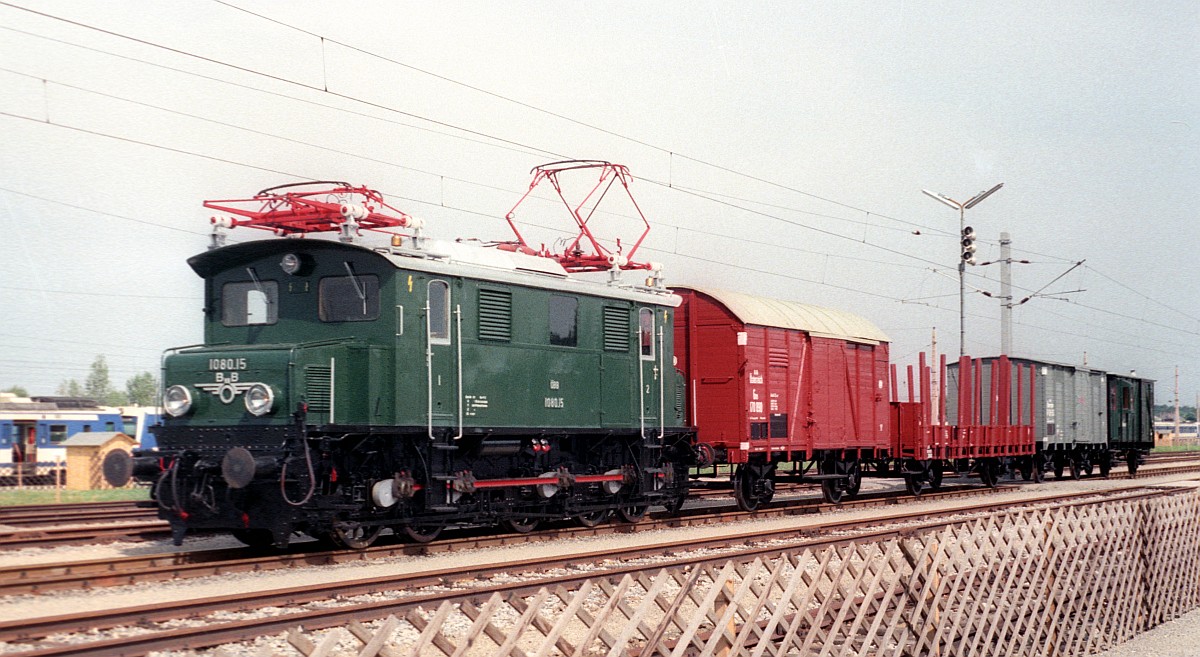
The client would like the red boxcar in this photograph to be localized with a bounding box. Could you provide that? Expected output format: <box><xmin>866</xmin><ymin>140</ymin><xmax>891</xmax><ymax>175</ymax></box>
<box><xmin>673</xmin><ymin>287</ymin><xmax>892</xmax><ymax>507</ymax></box>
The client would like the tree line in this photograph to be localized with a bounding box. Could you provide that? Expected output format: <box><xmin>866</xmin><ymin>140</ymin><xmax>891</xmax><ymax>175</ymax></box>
<box><xmin>2</xmin><ymin>355</ymin><xmax>158</xmax><ymax>407</ymax></box>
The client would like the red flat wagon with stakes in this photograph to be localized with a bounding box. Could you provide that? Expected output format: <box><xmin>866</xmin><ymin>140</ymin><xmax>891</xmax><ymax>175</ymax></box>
<box><xmin>891</xmin><ymin>354</ymin><xmax>1037</xmax><ymax>495</ymax></box>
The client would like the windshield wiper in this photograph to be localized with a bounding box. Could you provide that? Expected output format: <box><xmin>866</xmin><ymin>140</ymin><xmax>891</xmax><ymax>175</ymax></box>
<box><xmin>344</xmin><ymin>261</ymin><xmax>368</xmax><ymax>315</ymax></box>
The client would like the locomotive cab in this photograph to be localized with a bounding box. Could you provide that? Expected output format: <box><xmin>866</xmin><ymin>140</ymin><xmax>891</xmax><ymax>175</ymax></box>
<box><xmin>121</xmin><ymin>234</ymin><xmax>691</xmax><ymax>548</ymax></box>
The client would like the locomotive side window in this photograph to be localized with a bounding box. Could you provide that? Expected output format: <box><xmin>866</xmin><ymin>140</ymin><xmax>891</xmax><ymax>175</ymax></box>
<box><xmin>428</xmin><ymin>280</ymin><xmax>450</xmax><ymax>344</ymax></box>
<box><xmin>639</xmin><ymin>308</ymin><xmax>655</xmax><ymax>359</ymax></box>
<box><xmin>318</xmin><ymin>274</ymin><xmax>380</xmax><ymax>322</ymax></box>
<box><xmin>548</xmin><ymin>295</ymin><xmax>578</xmax><ymax>347</ymax></box>
<box><xmin>221</xmin><ymin>280</ymin><xmax>279</xmax><ymax>326</ymax></box>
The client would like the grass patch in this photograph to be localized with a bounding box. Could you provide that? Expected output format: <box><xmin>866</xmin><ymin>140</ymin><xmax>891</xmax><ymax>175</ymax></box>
<box><xmin>1152</xmin><ymin>444</ymin><xmax>1200</xmax><ymax>453</ymax></box>
<box><xmin>0</xmin><ymin>487</ymin><xmax>148</xmax><ymax>506</ymax></box>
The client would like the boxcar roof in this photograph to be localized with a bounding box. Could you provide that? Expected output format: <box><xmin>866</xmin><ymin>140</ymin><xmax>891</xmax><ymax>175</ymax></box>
<box><xmin>680</xmin><ymin>287</ymin><xmax>890</xmax><ymax>344</ymax></box>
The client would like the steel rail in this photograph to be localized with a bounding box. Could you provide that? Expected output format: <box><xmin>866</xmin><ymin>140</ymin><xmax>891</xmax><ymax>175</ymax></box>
<box><xmin>0</xmin><ymin>485</ymin><xmax>1183</xmax><ymax>656</ymax></box>
<box><xmin>5</xmin><ymin>459</ymin><xmax>1200</xmax><ymax>593</ymax></box>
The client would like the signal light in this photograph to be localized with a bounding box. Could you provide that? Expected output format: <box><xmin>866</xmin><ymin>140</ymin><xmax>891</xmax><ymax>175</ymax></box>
<box><xmin>961</xmin><ymin>226</ymin><xmax>977</xmax><ymax>265</ymax></box>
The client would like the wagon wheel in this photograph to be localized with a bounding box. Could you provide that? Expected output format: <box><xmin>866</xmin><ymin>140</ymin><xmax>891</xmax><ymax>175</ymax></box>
<box><xmin>1018</xmin><ymin>459</ymin><xmax>1033</xmax><ymax>481</ymax></box>
<box><xmin>733</xmin><ymin>465</ymin><xmax>760</xmax><ymax>512</ymax></box>
<box><xmin>503</xmin><ymin>517</ymin><xmax>540</xmax><ymax>534</ymax></box>
<box><xmin>400</xmin><ymin>523</ymin><xmax>443</xmax><ymax>544</ymax></box>
<box><xmin>1126</xmin><ymin>451</ymin><xmax>1140</xmax><ymax>477</ymax></box>
<box><xmin>231</xmin><ymin>528</ymin><xmax>275</xmax><ymax>548</ymax></box>
<box><xmin>1080</xmin><ymin>457</ymin><xmax>1094</xmax><ymax>477</ymax></box>
<box><xmin>928</xmin><ymin>462</ymin><xmax>943</xmax><ymax>491</ymax></box>
<box><xmin>978</xmin><ymin>460</ymin><xmax>997</xmax><ymax>488</ymax></box>
<box><xmin>844</xmin><ymin>460</ymin><xmax>863</xmax><ymax>497</ymax></box>
<box><xmin>1053</xmin><ymin>457</ymin><xmax>1065</xmax><ymax>480</ymax></box>
<box><xmin>819</xmin><ymin>459</ymin><xmax>852</xmax><ymax>504</ymax></box>
<box><xmin>329</xmin><ymin>520</ymin><xmax>383</xmax><ymax>549</ymax></box>
<box><xmin>820</xmin><ymin>479</ymin><xmax>845</xmax><ymax>504</ymax></box>
<box><xmin>1031</xmin><ymin>456</ymin><xmax>1044</xmax><ymax>483</ymax></box>
<box><xmin>1099</xmin><ymin>452</ymin><xmax>1111</xmax><ymax>478</ymax></box>
<box><xmin>905</xmin><ymin>474</ymin><xmax>924</xmax><ymax>497</ymax></box>
<box><xmin>574</xmin><ymin>508</ymin><xmax>611</xmax><ymax>528</ymax></box>
<box><xmin>616</xmin><ymin>505</ymin><xmax>648</xmax><ymax>523</ymax></box>
<box><xmin>1068</xmin><ymin>457</ymin><xmax>1081</xmax><ymax>480</ymax></box>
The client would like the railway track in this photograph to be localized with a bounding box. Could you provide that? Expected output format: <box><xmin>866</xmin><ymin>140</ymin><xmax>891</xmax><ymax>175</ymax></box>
<box><xmin>0</xmin><ymin>455</ymin><xmax>1196</xmax><ymax>551</ymax></box>
<box><xmin>0</xmin><ymin>500</ymin><xmax>153</xmax><ymax>527</ymax></box>
<box><xmin>0</xmin><ymin>481</ymin><xmax>996</xmax><ymax>594</ymax></box>
<box><xmin>4</xmin><ymin>457</ymin><xmax>1200</xmax><ymax>596</ymax></box>
<box><xmin>0</xmin><ymin>482</ymin><xmax>1184</xmax><ymax>657</ymax></box>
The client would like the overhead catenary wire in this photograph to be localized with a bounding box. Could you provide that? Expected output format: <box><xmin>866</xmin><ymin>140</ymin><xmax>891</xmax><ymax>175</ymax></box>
<box><xmin>0</xmin><ymin>1</ymin><xmax>1185</xmax><ymax>386</ymax></box>
<box><xmin>0</xmin><ymin>7</ymin><xmax>1095</xmax><ymax>300</ymax></box>
<box><xmin>0</xmin><ymin>2</ymin><xmax>968</xmax><ymax>250</ymax></box>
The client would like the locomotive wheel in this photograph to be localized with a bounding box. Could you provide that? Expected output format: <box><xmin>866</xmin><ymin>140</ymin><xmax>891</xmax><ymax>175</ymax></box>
<box><xmin>663</xmin><ymin>493</ymin><xmax>688</xmax><ymax>516</ymax></box>
<box><xmin>231</xmin><ymin>528</ymin><xmax>275</xmax><ymax>548</ymax></box>
<box><xmin>400</xmin><ymin>523</ymin><xmax>443</xmax><ymax>543</ymax></box>
<box><xmin>905</xmin><ymin>474</ymin><xmax>924</xmax><ymax>497</ymax></box>
<box><xmin>1126</xmin><ymin>451</ymin><xmax>1140</xmax><ymax>477</ymax></box>
<box><xmin>502</xmin><ymin>517</ymin><xmax>540</xmax><ymax>534</ymax></box>
<box><xmin>616</xmin><ymin>505</ymin><xmax>648</xmax><ymax>523</ymax></box>
<box><xmin>329</xmin><ymin>521</ymin><xmax>383</xmax><ymax>549</ymax></box>
<box><xmin>575</xmin><ymin>509</ymin><xmax>611</xmax><ymax>528</ymax></box>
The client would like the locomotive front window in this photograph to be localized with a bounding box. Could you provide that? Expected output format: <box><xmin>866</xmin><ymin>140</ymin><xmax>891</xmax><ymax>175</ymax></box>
<box><xmin>428</xmin><ymin>280</ymin><xmax>450</xmax><ymax>343</ymax></box>
<box><xmin>549</xmin><ymin>295</ymin><xmax>578</xmax><ymax>347</ymax></box>
<box><xmin>639</xmin><ymin>308</ymin><xmax>655</xmax><ymax>359</ymax></box>
<box><xmin>221</xmin><ymin>280</ymin><xmax>279</xmax><ymax>326</ymax></box>
<box><xmin>319</xmin><ymin>274</ymin><xmax>380</xmax><ymax>322</ymax></box>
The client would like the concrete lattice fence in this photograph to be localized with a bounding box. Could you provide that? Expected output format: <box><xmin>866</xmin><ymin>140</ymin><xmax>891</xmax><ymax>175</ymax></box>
<box><xmin>286</xmin><ymin>488</ymin><xmax>1200</xmax><ymax>657</ymax></box>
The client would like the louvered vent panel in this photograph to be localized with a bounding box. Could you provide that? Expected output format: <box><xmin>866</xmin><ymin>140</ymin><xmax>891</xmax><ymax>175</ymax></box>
<box><xmin>603</xmin><ymin>306</ymin><xmax>630</xmax><ymax>352</ymax></box>
<box><xmin>478</xmin><ymin>289</ymin><xmax>512</xmax><ymax>341</ymax></box>
<box><xmin>306</xmin><ymin>365</ymin><xmax>332</xmax><ymax>412</ymax></box>
<box><xmin>769</xmin><ymin>347</ymin><xmax>789</xmax><ymax>368</ymax></box>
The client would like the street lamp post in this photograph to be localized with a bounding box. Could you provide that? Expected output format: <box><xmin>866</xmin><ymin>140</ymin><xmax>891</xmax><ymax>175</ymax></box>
<box><xmin>921</xmin><ymin>183</ymin><xmax>1004</xmax><ymax>357</ymax></box>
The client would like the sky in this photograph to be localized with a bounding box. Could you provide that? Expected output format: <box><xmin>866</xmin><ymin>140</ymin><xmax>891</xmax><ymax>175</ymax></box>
<box><xmin>0</xmin><ymin>1</ymin><xmax>1197</xmax><ymax>408</ymax></box>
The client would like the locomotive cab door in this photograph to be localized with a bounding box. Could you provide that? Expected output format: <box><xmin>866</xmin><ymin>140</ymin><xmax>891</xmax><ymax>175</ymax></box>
<box><xmin>639</xmin><ymin>308</ymin><xmax>663</xmax><ymax>443</ymax></box>
<box><xmin>425</xmin><ymin>279</ymin><xmax>460</xmax><ymax>439</ymax></box>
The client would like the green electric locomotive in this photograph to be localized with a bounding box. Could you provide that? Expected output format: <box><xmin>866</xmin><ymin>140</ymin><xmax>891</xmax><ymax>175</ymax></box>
<box><xmin>107</xmin><ymin>176</ymin><xmax>694</xmax><ymax>548</ymax></box>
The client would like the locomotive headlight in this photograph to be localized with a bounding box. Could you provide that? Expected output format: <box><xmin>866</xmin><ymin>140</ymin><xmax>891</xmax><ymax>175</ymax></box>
<box><xmin>244</xmin><ymin>384</ymin><xmax>275</xmax><ymax>416</ymax></box>
<box><xmin>164</xmin><ymin>385</ymin><xmax>193</xmax><ymax>417</ymax></box>
<box><xmin>280</xmin><ymin>253</ymin><xmax>301</xmax><ymax>275</ymax></box>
